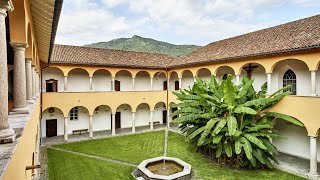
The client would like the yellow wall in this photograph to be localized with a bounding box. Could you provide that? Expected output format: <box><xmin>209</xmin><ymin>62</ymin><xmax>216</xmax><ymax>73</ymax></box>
<box><xmin>2</xmin><ymin>100</ymin><xmax>40</xmax><ymax>180</ymax></box>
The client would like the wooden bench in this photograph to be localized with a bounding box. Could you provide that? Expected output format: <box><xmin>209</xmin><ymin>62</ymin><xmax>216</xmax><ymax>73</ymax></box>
<box><xmin>72</xmin><ymin>129</ymin><xmax>88</xmax><ymax>135</ymax></box>
<box><xmin>149</xmin><ymin>121</ymin><xmax>161</xmax><ymax>125</ymax></box>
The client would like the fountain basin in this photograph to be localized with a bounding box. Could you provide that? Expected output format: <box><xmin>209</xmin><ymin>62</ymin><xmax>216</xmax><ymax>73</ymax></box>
<box><xmin>137</xmin><ymin>156</ymin><xmax>191</xmax><ymax>180</ymax></box>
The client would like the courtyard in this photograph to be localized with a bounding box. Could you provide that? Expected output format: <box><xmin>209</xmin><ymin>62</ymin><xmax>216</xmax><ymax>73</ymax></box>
<box><xmin>42</xmin><ymin>130</ymin><xmax>303</xmax><ymax>180</ymax></box>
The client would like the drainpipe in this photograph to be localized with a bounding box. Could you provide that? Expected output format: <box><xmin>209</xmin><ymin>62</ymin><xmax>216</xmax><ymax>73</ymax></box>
<box><xmin>40</xmin><ymin>64</ymin><xmax>50</xmax><ymax>146</ymax></box>
<box><xmin>166</xmin><ymin>68</ymin><xmax>169</xmax><ymax>128</ymax></box>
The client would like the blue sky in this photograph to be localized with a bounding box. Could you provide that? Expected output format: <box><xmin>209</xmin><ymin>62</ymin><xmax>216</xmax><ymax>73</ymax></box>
<box><xmin>55</xmin><ymin>0</ymin><xmax>320</xmax><ymax>46</ymax></box>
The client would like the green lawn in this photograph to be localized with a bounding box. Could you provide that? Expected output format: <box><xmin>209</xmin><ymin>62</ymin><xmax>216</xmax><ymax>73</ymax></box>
<box><xmin>48</xmin><ymin>131</ymin><xmax>304</xmax><ymax>180</ymax></box>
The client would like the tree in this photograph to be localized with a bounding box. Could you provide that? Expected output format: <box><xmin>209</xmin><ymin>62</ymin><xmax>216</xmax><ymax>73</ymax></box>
<box><xmin>171</xmin><ymin>75</ymin><xmax>303</xmax><ymax>169</ymax></box>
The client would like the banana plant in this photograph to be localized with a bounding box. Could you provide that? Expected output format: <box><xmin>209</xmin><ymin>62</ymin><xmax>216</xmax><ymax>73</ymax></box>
<box><xmin>171</xmin><ymin>75</ymin><xmax>303</xmax><ymax>169</ymax></box>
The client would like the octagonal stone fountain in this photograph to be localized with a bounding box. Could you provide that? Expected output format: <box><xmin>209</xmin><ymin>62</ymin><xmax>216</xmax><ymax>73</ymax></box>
<box><xmin>133</xmin><ymin>129</ymin><xmax>192</xmax><ymax>180</ymax></box>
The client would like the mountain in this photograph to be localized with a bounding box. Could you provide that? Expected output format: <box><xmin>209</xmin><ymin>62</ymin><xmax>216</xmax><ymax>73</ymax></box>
<box><xmin>83</xmin><ymin>35</ymin><xmax>201</xmax><ymax>57</ymax></box>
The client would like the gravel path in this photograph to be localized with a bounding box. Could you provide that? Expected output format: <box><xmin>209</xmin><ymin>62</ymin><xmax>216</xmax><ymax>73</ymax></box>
<box><xmin>48</xmin><ymin>147</ymin><xmax>137</xmax><ymax>167</ymax></box>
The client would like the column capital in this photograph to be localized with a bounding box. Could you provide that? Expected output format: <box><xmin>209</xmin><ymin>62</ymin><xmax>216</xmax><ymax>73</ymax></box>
<box><xmin>25</xmin><ymin>58</ymin><xmax>32</xmax><ymax>63</ymax></box>
<box><xmin>0</xmin><ymin>0</ymin><xmax>14</xmax><ymax>16</ymax></box>
<box><xmin>10</xmin><ymin>43</ymin><xmax>28</xmax><ymax>51</ymax></box>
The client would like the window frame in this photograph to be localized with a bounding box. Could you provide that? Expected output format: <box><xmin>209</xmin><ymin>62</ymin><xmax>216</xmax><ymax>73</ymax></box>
<box><xmin>283</xmin><ymin>69</ymin><xmax>297</xmax><ymax>95</ymax></box>
<box><xmin>69</xmin><ymin>107</ymin><xmax>79</xmax><ymax>121</ymax></box>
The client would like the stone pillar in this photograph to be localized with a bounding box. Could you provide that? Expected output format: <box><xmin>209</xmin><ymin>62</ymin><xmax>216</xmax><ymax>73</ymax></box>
<box><xmin>112</xmin><ymin>113</ymin><xmax>115</xmax><ymax>135</ymax></box>
<box><xmin>132</xmin><ymin>112</ymin><xmax>135</xmax><ymax>133</ymax></box>
<box><xmin>309</xmin><ymin>136</ymin><xmax>318</xmax><ymax>176</ymax></box>
<box><xmin>64</xmin><ymin>117</ymin><xmax>68</xmax><ymax>141</ymax></box>
<box><xmin>235</xmin><ymin>75</ymin><xmax>240</xmax><ymax>85</ymax></box>
<box><xmin>32</xmin><ymin>66</ymin><xmax>36</xmax><ymax>99</ymax></box>
<box><xmin>11</xmin><ymin>43</ymin><xmax>28</xmax><ymax>113</ymax></box>
<box><xmin>267</xmin><ymin>73</ymin><xmax>272</xmax><ymax>95</ymax></box>
<box><xmin>150</xmin><ymin>78</ymin><xmax>153</xmax><ymax>91</ymax></box>
<box><xmin>89</xmin><ymin>115</ymin><xmax>93</xmax><ymax>138</ymax></box>
<box><xmin>179</xmin><ymin>78</ymin><xmax>182</xmax><ymax>89</ymax></box>
<box><xmin>150</xmin><ymin>111</ymin><xmax>154</xmax><ymax>130</ymax></box>
<box><xmin>36</xmin><ymin>72</ymin><xmax>39</xmax><ymax>94</ymax></box>
<box><xmin>64</xmin><ymin>76</ymin><xmax>67</xmax><ymax>92</ymax></box>
<box><xmin>89</xmin><ymin>77</ymin><xmax>93</xmax><ymax>91</ymax></box>
<box><xmin>311</xmin><ymin>70</ymin><xmax>317</xmax><ymax>96</ymax></box>
<box><xmin>25</xmin><ymin>58</ymin><xmax>33</xmax><ymax>102</ymax></box>
<box><xmin>0</xmin><ymin>2</ymin><xmax>15</xmax><ymax>144</ymax></box>
<box><xmin>112</xmin><ymin>77</ymin><xmax>115</xmax><ymax>91</ymax></box>
<box><xmin>132</xmin><ymin>78</ymin><xmax>135</xmax><ymax>91</ymax></box>
<box><xmin>167</xmin><ymin>109</ymin><xmax>170</xmax><ymax>128</ymax></box>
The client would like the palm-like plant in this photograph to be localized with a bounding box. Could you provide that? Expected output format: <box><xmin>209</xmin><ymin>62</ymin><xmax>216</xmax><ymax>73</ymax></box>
<box><xmin>171</xmin><ymin>75</ymin><xmax>303</xmax><ymax>169</ymax></box>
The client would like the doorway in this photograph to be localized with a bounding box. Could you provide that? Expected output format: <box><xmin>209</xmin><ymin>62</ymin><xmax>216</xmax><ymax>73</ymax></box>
<box><xmin>46</xmin><ymin>79</ymin><xmax>58</xmax><ymax>92</ymax></box>
<box><xmin>162</xmin><ymin>110</ymin><xmax>167</xmax><ymax>124</ymax></box>
<box><xmin>46</xmin><ymin>119</ymin><xmax>57</xmax><ymax>137</ymax></box>
<box><xmin>163</xmin><ymin>81</ymin><xmax>167</xmax><ymax>90</ymax></box>
<box><xmin>111</xmin><ymin>112</ymin><xmax>121</xmax><ymax>129</ymax></box>
<box><xmin>115</xmin><ymin>80</ymin><xmax>121</xmax><ymax>91</ymax></box>
<box><xmin>175</xmin><ymin>81</ymin><xmax>179</xmax><ymax>90</ymax></box>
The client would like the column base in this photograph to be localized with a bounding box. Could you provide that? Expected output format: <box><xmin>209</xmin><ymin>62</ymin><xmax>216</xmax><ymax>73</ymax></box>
<box><xmin>0</xmin><ymin>128</ymin><xmax>16</xmax><ymax>144</ymax></box>
<box><xmin>9</xmin><ymin>107</ymin><xmax>29</xmax><ymax>115</ymax></box>
<box><xmin>27</xmin><ymin>99</ymin><xmax>35</xmax><ymax>104</ymax></box>
<box><xmin>310</xmin><ymin>94</ymin><xmax>318</xmax><ymax>96</ymax></box>
<box><xmin>308</xmin><ymin>172</ymin><xmax>319</xmax><ymax>180</ymax></box>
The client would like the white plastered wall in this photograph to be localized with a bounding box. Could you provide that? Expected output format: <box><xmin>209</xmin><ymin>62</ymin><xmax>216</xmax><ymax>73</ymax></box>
<box><xmin>154</xmin><ymin>102</ymin><xmax>166</xmax><ymax>124</ymax></box>
<box><xmin>153</xmin><ymin>73</ymin><xmax>166</xmax><ymax>91</ymax></box>
<box><xmin>135</xmin><ymin>104</ymin><xmax>151</xmax><ymax>127</ymax></box>
<box><xmin>42</xmin><ymin>67</ymin><xmax>65</xmax><ymax>92</ymax></box>
<box><xmin>136</xmin><ymin>72</ymin><xmax>151</xmax><ymax>91</ymax></box>
<box><xmin>68</xmin><ymin>106</ymin><xmax>89</xmax><ymax>134</ymax></box>
<box><xmin>216</xmin><ymin>67</ymin><xmax>235</xmax><ymax>82</ymax></box>
<box><xmin>182</xmin><ymin>71</ymin><xmax>194</xmax><ymax>90</ymax></box>
<box><xmin>198</xmin><ymin>69</ymin><xmax>211</xmax><ymax>81</ymax></box>
<box><xmin>273</xmin><ymin>120</ymin><xmax>320</xmax><ymax>161</ymax></box>
<box><xmin>93</xmin><ymin>105</ymin><xmax>111</xmax><ymax>131</ymax></box>
<box><xmin>41</xmin><ymin>108</ymin><xmax>64</xmax><ymax>137</ymax></box>
<box><xmin>116</xmin><ymin>71</ymin><xmax>133</xmax><ymax>91</ymax></box>
<box><xmin>169</xmin><ymin>73</ymin><xmax>179</xmax><ymax>91</ymax></box>
<box><xmin>117</xmin><ymin>104</ymin><xmax>132</xmax><ymax>128</ymax></box>
<box><xmin>272</xmin><ymin>60</ymin><xmax>310</xmax><ymax>96</ymax></box>
<box><xmin>68</xmin><ymin>69</ymin><xmax>90</xmax><ymax>92</ymax></box>
<box><xmin>92</xmin><ymin>70</ymin><xmax>112</xmax><ymax>91</ymax></box>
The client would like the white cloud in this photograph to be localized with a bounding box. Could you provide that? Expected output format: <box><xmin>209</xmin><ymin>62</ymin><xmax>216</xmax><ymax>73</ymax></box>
<box><xmin>55</xmin><ymin>0</ymin><xmax>319</xmax><ymax>46</ymax></box>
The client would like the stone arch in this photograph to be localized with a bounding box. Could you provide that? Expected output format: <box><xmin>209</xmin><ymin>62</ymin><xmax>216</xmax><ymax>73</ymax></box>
<box><xmin>272</xmin><ymin>59</ymin><xmax>309</xmax><ymax>96</ymax></box>
<box><xmin>116</xmin><ymin>104</ymin><xmax>133</xmax><ymax>129</ymax></box>
<box><xmin>93</xmin><ymin>105</ymin><xmax>112</xmax><ymax>132</ymax></box>
<box><xmin>68</xmin><ymin>68</ymin><xmax>90</xmax><ymax>92</ymax></box>
<box><xmin>136</xmin><ymin>103</ymin><xmax>151</xmax><ymax>127</ymax></box>
<box><xmin>153</xmin><ymin>72</ymin><xmax>167</xmax><ymax>90</ymax></box>
<box><xmin>42</xmin><ymin>67</ymin><xmax>65</xmax><ymax>92</ymax></box>
<box><xmin>135</xmin><ymin>71</ymin><xmax>151</xmax><ymax>91</ymax></box>
<box><xmin>67</xmin><ymin>106</ymin><xmax>90</xmax><ymax>135</ymax></box>
<box><xmin>169</xmin><ymin>71</ymin><xmax>179</xmax><ymax>91</ymax></box>
<box><xmin>92</xmin><ymin>69</ymin><xmax>112</xmax><ymax>91</ymax></box>
<box><xmin>196</xmin><ymin>68</ymin><xmax>212</xmax><ymax>81</ymax></box>
<box><xmin>181</xmin><ymin>70</ymin><xmax>194</xmax><ymax>89</ymax></box>
<box><xmin>215</xmin><ymin>66</ymin><xmax>235</xmax><ymax>81</ymax></box>
<box><xmin>270</xmin><ymin>58</ymin><xmax>311</xmax><ymax>73</ymax></box>
<box><xmin>41</xmin><ymin>107</ymin><xmax>65</xmax><ymax>138</ymax></box>
<box><xmin>115</xmin><ymin>70</ymin><xmax>133</xmax><ymax>91</ymax></box>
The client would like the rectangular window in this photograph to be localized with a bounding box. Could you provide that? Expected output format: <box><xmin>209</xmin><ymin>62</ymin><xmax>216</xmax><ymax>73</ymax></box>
<box><xmin>69</xmin><ymin>107</ymin><xmax>78</xmax><ymax>121</ymax></box>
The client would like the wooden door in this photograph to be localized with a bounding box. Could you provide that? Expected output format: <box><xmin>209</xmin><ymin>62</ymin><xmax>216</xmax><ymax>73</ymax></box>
<box><xmin>115</xmin><ymin>112</ymin><xmax>121</xmax><ymax>129</ymax></box>
<box><xmin>46</xmin><ymin>119</ymin><xmax>57</xmax><ymax>137</ymax></box>
<box><xmin>163</xmin><ymin>81</ymin><xmax>167</xmax><ymax>90</ymax></box>
<box><xmin>162</xmin><ymin>110</ymin><xmax>167</xmax><ymax>124</ymax></box>
<box><xmin>115</xmin><ymin>80</ymin><xmax>121</xmax><ymax>91</ymax></box>
<box><xmin>175</xmin><ymin>81</ymin><xmax>179</xmax><ymax>90</ymax></box>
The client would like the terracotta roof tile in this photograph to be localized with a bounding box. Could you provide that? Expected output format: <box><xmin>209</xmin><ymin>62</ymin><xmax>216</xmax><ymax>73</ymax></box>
<box><xmin>169</xmin><ymin>15</ymin><xmax>320</xmax><ymax>67</ymax></box>
<box><xmin>51</xmin><ymin>45</ymin><xmax>174</xmax><ymax>68</ymax></box>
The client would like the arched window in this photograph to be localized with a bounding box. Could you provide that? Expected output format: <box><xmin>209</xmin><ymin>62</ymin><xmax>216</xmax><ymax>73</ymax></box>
<box><xmin>283</xmin><ymin>69</ymin><xmax>296</xmax><ymax>95</ymax></box>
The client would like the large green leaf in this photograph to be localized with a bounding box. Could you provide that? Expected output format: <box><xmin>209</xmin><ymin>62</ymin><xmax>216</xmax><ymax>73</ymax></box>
<box><xmin>234</xmin><ymin>106</ymin><xmax>257</xmax><ymax>115</ymax></box>
<box><xmin>261</xmin><ymin>139</ymin><xmax>279</xmax><ymax>155</ymax></box>
<box><xmin>265</xmin><ymin>112</ymin><xmax>304</xmax><ymax>127</ymax></box>
<box><xmin>216</xmin><ymin>146</ymin><xmax>222</xmax><ymax>158</ymax></box>
<box><xmin>224</xmin><ymin>143</ymin><xmax>232</xmax><ymax>157</ymax></box>
<box><xmin>235</xmin><ymin>139</ymin><xmax>242</xmax><ymax>154</ymax></box>
<box><xmin>212</xmin><ymin>135</ymin><xmax>223</xmax><ymax>144</ymax></box>
<box><xmin>238</xmin><ymin>79</ymin><xmax>254</xmax><ymax>98</ymax></box>
<box><xmin>227</xmin><ymin>116</ymin><xmax>237</xmax><ymax>136</ymax></box>
<box><xmin>240</xmin><ymin>137</ymin><xmax>252</xmax><ymax>159</ymax></box>
<box><xmin>244</xmin><ymin>134</ymin><xmax>266</xmax><ymax>150</ymax></box>
<box><xmin>247</xmin><ymin>124</ymin><xmax>272</xmax><ymax>132</ymax></box>
<box><xmin>187</xmin><ymin>126</ymin><xmax>205</xmax><ymax>140</ymax></box>
<box><xmin>212</xmin><ymin>118</ymin><xmax>227</xmax><ymax>135</ymax></box>
<box><xmin>252</xmin><ymin>149</ymin><xmax>265</xmax><ymax>164</ymax></box>
<box><xmin>198</xmin><ymin>118</ymin><xmax>220</xmax><ymax>146</ymax></box>
<box><xmin>223</xmin><ymin>75</ymin><xmax>236</xmax><ymax>106</ymax></box>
